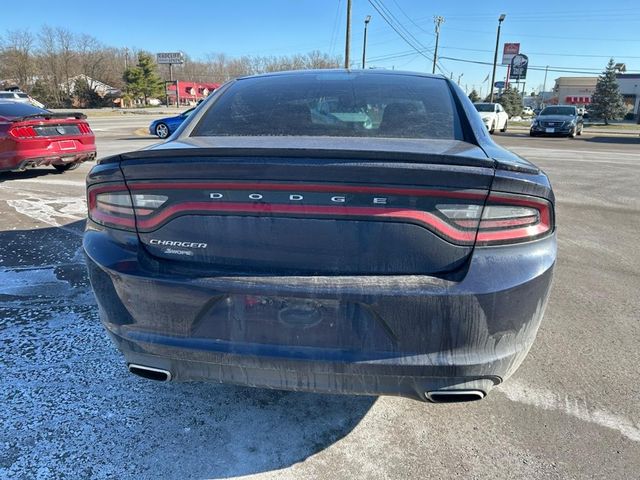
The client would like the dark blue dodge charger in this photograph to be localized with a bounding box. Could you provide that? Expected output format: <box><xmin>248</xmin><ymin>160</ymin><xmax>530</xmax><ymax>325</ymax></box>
<box><xmin>84</xmin><ymin>70</ymin><xmax>556</xmax><ymax>403</ymax></box>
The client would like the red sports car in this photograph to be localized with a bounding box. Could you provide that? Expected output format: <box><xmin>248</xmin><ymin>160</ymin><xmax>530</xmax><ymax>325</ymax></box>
<box><xmin>0</xmin><ymin>101</ymin><xmax>96</xmax><ymax>173</ymax></box>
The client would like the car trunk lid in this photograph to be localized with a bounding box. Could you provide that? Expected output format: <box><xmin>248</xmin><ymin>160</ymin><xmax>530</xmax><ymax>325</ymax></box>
<box><xmin>118</xmin><ymin>138</ymin><xmax>495</xmax><ymax>276</ymax></box>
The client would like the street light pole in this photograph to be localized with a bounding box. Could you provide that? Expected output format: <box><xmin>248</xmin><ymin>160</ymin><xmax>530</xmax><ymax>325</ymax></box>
<box><xmin>489</xmin><ymin>13</ymin><xmax>506</xmax><ymax>103</ymax></box>
<box><xmin>457</xmin><ymin>73</ymin><xmax>464</xmax><ymax>86</ymax></box>
<box><xmin>362</xmin><ymin>15</ymin><xmax>372</xmax><ymax>69</ymax></box>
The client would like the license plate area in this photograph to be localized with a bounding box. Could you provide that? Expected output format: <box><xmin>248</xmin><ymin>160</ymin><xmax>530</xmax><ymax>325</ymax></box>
<box><xmin>193</xmin><ymin>294</ymin><xmax>396</xmax><ymax>351</ymax></box>
<box><xmin>545</xmin><ymin>128</ymin><xmax>555</xmax><ymax>133</ymax></box>
<box><xmin>58</xmin><ymin>140</ymin><xmax>77</xmax><ymax>150</ymax></box>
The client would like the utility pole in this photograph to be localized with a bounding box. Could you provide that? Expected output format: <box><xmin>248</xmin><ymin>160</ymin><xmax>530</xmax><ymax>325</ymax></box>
<box><xmin>345</xmin><ymin>0</ymin><xmax>352</xmax><ymax>69</ymax></box>
<box><xmin>432</xmin><ymin>16</ymin><xmax>444</xmax><ymax>74</ymax></box>
<box><xmin>458</xmin><ymin>73</ymin><xmax>464</xmax><ymax>86</ymax></box>
<box><xmin>489</xmin><ymin>13</ymin><xmax>506</xmax><ymax>103</ymax></box>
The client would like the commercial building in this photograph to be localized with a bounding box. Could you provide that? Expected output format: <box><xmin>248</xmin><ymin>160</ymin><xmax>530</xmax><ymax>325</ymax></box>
<box><xmin>552</xmin><ymin>74</ymin><xmax>640</xmax><ymax>116</ymax></box>
<box><xmin>615</xmin><ymin>74</ymin><xmax>640</xmax><ymax>117</ymax></box>
<box><xmin>553</xmin><ymin>77</ymin><xmax>596</xmax><ymax>107</ymax></box>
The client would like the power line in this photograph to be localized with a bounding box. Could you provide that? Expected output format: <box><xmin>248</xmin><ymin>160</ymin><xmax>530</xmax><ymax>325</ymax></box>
<box><xmin>443</xmin><ymin>27</ymin><xmax>640</xmax><ymax>44</ymax></box>
<box><xmin>438</xmin><ymin>55</ymin><xmax>640</xmax><ymax>74</ymax></box>
<box><xmin>438</xmin><ymin>45</ymin><xmax>640</xmax><ymax>60</ymax></box>
<box><xmin>367</xmin><ymin>46</ymin><xmax>640</xmax><ymax>69</ymax></box>
<box><xmin>366</xmin><ymin>0</ymin><xmax>434</xmax><ymax>65</ymax></box>
<box><xmin>372</xmin><ymin>0</ymin><xmax>433</xmax><ymax>52</ymax></box>
<box><xmin>390</xmin><ymin>0</ymin><xmax>435</xmax><ymax>37</ymax></box>
<box><xmin>328</xmin><ymin>0</ymin><xmax>343</xmax><ymax>56</ymax></box>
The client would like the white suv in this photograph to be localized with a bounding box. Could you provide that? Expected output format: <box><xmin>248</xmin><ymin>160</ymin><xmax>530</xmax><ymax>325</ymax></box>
<box><xmin>0</xmin><ymin>91</ymin><xmax>45</xmax><ymax>108</ymax></box>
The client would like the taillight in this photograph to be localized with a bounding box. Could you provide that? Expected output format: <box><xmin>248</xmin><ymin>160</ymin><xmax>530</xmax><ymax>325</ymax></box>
<box><xmin>78</xmin><ymin>123</ymin><xmax>92</xmax><ymax>134</ymax></box>
<box><xmin>87</xmin><ymin>185</ymin><xmax>167</xmax><ymax>231</ymax></box>
<box><xmin>9</xmin><ymin>125</ymin><xmax>38</xmax><ymax>139</ymax></box>
<box><xmin>436</xmin><ymin>193</ymin><xmax>553</xmax><ymax>246</ymax></box>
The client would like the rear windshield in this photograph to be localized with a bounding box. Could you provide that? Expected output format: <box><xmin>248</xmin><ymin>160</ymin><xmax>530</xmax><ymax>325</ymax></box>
<box><xmin>192</xmin><ymin>73</ymin><xmax>462</xmax><ymax>140</ymax></box>
<box><xmin>540</xmin><ymin>106</ymin><xmax>576</xmax><ymax>116</ymax></box>
<box><xmin>0</xmin><ymin>102</ymin><xmax>48</xmax><ymax>118</ymax></box>
<box><xmin>474</xmin><ymin>103</ymin><xmax>495</xmax><ymax>112</ymax></box>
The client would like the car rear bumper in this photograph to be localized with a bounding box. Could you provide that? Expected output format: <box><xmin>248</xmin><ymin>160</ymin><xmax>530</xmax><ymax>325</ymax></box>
<box><xmin>0</xmin><ymin>149</ymin><xmax>96</xmax><ymax>172</ymax></box>
<box><xmin>84</xmin><ymin>229</ymin><xmax>556</xmax><ymax>401</ymax></box>
<box><xmin>530</xmin><ymin>125</ymin><xmax>575</xmax><ymax>135</ymax></box>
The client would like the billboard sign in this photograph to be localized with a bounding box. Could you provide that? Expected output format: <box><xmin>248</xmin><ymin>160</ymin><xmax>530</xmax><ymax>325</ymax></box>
<box><xmin>510</xmin><ymin>54</ymin><xmax>529</xmax><ymax>80</ymax></box>
<box><xmin>502</xmin><ymin>43</ymin><xmax>520</xmax><ymax>65</ymax></box>
<box><xmin>157</xmin><ymin>52</ymin><xmax>184</xmax><ymax>64</ymax></box>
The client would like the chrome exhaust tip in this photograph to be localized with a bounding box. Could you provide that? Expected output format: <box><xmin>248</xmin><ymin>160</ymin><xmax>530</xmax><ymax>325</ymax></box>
<box><xmin>128</xmin><ymin>364</ymin><xmax>172</xmax><ymax>382</ymax></box>
<box><xmin>426</xmin><ymin>389</ymin><xmax>485</xmax><ymax>403</ymax></box>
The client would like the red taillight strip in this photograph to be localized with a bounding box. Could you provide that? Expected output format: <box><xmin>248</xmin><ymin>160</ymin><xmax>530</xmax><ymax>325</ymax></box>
<box><xmin>87</xmin><ymin>184</ymin><xmax>136</xmax><ymax>230</ymax></box>
<box><xmin>78</xmin><ymin>123</ymin><xmax>92</xmax><ymax>134</ymax></box>
<box><xmin>475</xmin><ymin>194</ymin><xmax>553</xmax><ymax>245</ymax></box>
<box><xmin>90</xmin><ymin>209</ymin><xmax>136</xmax><ymax>229</ymax></box>
<box><xmin>9</xmin><ymin>126</ymin><xmax>38</xmax><ymax>138</ymax></box>
<box><xmin>134</xmin><ymin>202</ymin><xmax>476</xmax><ymax>244</ymax></box>
<box><xmin>127</xmin><ymin>182</ymin><xmax>487</xmax><ymax>200</ymax></box>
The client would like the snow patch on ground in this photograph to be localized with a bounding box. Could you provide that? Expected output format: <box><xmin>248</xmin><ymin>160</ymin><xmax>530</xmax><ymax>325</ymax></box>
<box><xmin>6</xmin><ymin>193</ymin><xmax>85</xmax><ymax>232</ymax></box>
<box><xmin>0</xmin><ymin>267</ymin><xmax>72</xmax><ymax>296</ymax></box>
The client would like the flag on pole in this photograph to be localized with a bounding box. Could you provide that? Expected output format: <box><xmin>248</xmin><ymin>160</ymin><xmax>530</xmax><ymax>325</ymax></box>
<box><xmin>482</xmin><ymin>74</ymin><xmax>490</xmax><ymax>83</ymax></box>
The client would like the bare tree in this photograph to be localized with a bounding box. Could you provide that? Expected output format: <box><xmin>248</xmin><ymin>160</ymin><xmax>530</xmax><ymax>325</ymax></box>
<box><xmin>76</xmin><ymin>33</ymin><xmax>107</xmax><ymax>89</ymax></box>
<box><xmin>0</xmin><ymin>29</ymin><xmax>36</xmax><ymax>88</ymax></box>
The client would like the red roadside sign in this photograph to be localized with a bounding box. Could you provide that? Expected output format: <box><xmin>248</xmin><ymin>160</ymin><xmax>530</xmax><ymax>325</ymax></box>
<box><xmin>502</xmin><ymin>43</ymin><xmax>520</xmax><ymax>65</ymax></box>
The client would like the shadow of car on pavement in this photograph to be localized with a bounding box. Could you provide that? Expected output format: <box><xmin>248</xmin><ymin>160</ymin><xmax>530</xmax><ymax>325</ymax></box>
<box><xmin>584</xmin><ymin>135</ymin><xmax>640</xmax><ymax>145</ymax></box>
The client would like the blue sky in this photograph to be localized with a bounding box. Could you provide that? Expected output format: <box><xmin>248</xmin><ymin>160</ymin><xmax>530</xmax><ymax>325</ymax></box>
<box><xmin>3</xmin><ymin>0</ymin><xmax>640</xmax><ymax>95</ymax></box>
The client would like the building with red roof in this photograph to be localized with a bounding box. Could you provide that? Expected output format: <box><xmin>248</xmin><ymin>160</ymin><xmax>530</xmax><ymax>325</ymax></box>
<box><xmin>166</xmin><ymin>81</ymin><xmax>221</xmax><ymax>105</ymax></box>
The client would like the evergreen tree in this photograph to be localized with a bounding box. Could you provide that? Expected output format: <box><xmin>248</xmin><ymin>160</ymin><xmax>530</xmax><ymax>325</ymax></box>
<box><xmin>496</xmin><ymin>87</ymin><xmax>523</xmax><ymax>117</ymax></box>
<box><xmin>590</xmin><ymin>59</ymin><xmax>626</xmax><ymax>125</ymax></box>
<box><xmin>468</xmin><ymin>89</ymin><xmax>480</xmax><ymax>103</ymax></box>
<box><xmin>123</xmin><ymin>52</ymin><xmax>164</xmax><ymax>105</ymax></box>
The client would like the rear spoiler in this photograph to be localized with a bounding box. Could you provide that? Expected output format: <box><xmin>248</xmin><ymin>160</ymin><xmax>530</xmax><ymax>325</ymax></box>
<box><xmin>12</xmin><ymin>112</ymin><xmax>87</xmax><ymax>122</ymax></box>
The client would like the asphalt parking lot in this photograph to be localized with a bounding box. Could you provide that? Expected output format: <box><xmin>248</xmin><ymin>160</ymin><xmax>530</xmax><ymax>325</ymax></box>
<box><xmin>1</xmin><ymin>116</ymin><xmax>639</xmax><ymax>479</ymax></box>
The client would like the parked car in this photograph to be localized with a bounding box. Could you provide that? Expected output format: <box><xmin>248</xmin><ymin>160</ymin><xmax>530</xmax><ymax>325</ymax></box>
<box><xmin>0</xmin><ymin>90</ymin><xmax>45</xmax><ymax>108</ymax></box>
<box><xmin>473</xmin><ymin>102</ymin><xmax>508</xmax><ymax>133</ymax></box>
<box><xmin>0</xmin><ymin>101</ymin><xmax>96</xmax><ymax>173</ymax></box>
<box><xmin>149</xmin><ymin>107</ymin><xmax>196</xmax><ymax>139</ymax></box>
<box><xmin>530</xmin><ymin>105</ymin><xmax>583</xmax><ymax>137</ymax></box>
<box><xmin>84</xmin><ymin>70</ymin><xmax>556</xmax><ymax>403</ymax></box>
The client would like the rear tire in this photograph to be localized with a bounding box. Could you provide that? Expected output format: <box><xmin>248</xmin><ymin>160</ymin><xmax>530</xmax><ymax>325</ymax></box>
<box><xmin>500</xmin><ymin>120</ymin><xmax>508</xmax><ymax>133</ymax></box>
<box><xmin>155</xmin><ymin>123</ymin><xmax>170</xmax><ymax>139</ymax></box>
<box><xmin>54</xmin><ymin>162</ymin><xmax>80</xmax><ymax>173</ymax></box>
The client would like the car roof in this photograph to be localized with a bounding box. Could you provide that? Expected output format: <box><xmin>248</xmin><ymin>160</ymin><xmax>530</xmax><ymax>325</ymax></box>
<box><xmin>235</xmin><ymin>68</ymin><xmax>446</xmax><ymax>82</ymax></box>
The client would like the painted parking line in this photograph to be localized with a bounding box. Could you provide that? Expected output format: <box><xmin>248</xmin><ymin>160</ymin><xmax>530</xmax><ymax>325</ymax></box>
<box><xmin>499</xmin><ymin>380</ymin><xmax>640</xmax><ymax>442</ymax></box>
